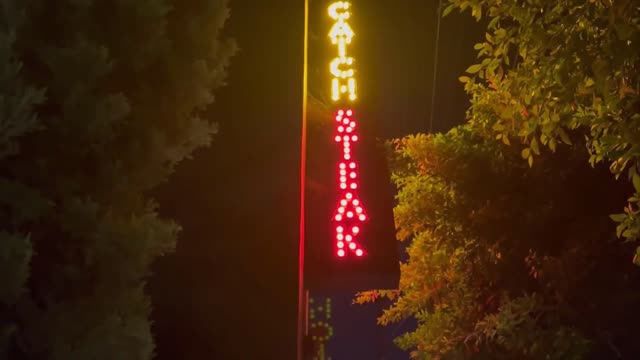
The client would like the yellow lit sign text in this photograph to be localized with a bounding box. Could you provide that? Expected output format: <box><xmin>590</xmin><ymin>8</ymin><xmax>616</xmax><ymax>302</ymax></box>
<box><xmin>328</xmin><ymin>1</ymin><xmax>356</xmax><ymax>102</ymax></box>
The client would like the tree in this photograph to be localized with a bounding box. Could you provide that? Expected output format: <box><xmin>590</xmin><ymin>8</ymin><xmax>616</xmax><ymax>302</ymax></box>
<box><xmin>357</xmin><ymin>127</ymin><xmax>640</xmax><ymax>359</ymax></box>
<box><xmin>448</xmin><ymin>0</ymin><xmax>640</xmax><ymax>262</ymax></box>
<box><xmin>0</xmin><ymin>1</ymin><xmax>235</xmax><ymax>358</ymax></box>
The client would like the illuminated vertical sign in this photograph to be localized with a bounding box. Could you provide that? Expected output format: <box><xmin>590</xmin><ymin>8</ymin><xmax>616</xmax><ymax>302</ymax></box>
<box><xmin>329</xmin><ymin>1</ymin><xmax>367</xmax><ymax>258</ymax></box>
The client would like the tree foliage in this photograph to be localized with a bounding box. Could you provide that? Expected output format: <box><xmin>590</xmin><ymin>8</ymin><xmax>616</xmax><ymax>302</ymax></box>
<box><xmin>448</xmin><ymin>0</ymin><xmax>640</xmax><ymax>261</ymax></box>
<box><xmin>0</xmin><ymin>1</ymin><xmax>235</xmax><ymax>358</ymax></box>
<box><xmin>357</xmin><ymin>127</ymin><xmax>640</xmax><ymax>359</ymax></box>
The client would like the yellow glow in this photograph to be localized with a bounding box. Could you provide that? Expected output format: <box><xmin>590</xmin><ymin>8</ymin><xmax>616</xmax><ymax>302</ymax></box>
<box><xmin>328</xmin><ymin>1</ymin><xmax>356</xmax><ymax>102</ymax></box>
<box><xmin>328</xmin><ymin>2</ymin><xmax>350</xmax><ymax>20</ymax></box>
<box><xmin>329</xmin><ymin>21</ymin><xmax>354</xmax><ymax>44</ymax></box>
<box><xmin>330</xmin><ymin>57</ymin><xmax>354</xmax><ymax>78</ymax></box>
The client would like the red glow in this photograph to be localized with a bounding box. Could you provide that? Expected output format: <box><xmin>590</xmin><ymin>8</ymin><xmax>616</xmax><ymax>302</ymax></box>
<box><xmin>333</xmin><ymin>108</ymin><xmax>367</xmax><ymax>258</ymax></box>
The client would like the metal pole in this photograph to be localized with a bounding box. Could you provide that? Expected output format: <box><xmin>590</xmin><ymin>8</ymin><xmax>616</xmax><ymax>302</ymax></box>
<box><xmin>297</xmin><ymin>0</ymin><xmax>309</xmax><ymax>358</ymax></box>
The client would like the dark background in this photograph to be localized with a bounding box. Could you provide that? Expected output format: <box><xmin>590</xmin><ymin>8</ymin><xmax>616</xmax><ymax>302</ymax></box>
<box><xmin>150</xmin><ymin>0</ymin><xmax>484</xmax><ymax>359</ymax></box>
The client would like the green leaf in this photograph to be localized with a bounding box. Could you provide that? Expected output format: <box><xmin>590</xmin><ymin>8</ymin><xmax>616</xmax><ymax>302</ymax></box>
<box><xmin>557</xmin><ymin>128</ymin><xmax>572</xmax><ymax>145</ymax></box>
<box><xmin>459</xmin><ymin>76</ymin><xmax>471</xmax><ymax>83</ymax></box>
<box><xmin>530</xmin><ymin>138</ymin><xmax>540</xmax><ymax>155</ymax></box>
<box><xmin>466</xmin><ymin>64</ymin><xmax>483</xmax><ymax>74</ymax></box>
<box><xmin>521</xmin><ymin>148</ymin><xmax>530</xmax><ymax>159</ymax></box>
<box><xmin>488</xmin><ymin>16</ymin><xmax>500</xmax><ymax>30</ymax></box>
<box><xmin>442</xmin><ymin>3</ymin><xmax>456</xmax><ymax>17</ymax></box>
<box><xmin>632</xmin><ymin>173</ymin><xmax>640</xmax><ymax>192</ymax></box>
<box><xmin>610</xmin><ymin>213</ymin><xmax>626</xmax><ymax>222</ymax></box>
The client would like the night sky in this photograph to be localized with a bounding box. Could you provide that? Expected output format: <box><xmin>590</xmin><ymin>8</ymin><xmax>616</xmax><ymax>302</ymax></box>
<box><xmin>149</xmin><ymin>0</ymin><xmax>484</xmax><ymax>359</ymax></box>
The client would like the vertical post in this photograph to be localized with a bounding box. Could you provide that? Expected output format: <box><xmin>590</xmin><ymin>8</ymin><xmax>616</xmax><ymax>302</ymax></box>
<box><xmin>297</xmin><ymin>0</ymin><xmax>309</xmax><ymax>359</ymax></box>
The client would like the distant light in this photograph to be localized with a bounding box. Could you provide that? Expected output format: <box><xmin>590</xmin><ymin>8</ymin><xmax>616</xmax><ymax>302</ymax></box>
<box><xmin>337</xmin><ymin>249</ymin><xmax>345</xmax><ymax>257</ymax></box>
<box><xmin>349</xmin><ymin>242</ymin><xmax>356</xmax><ymax>250</ymax></box>
<box><xmin>355</xmin><ymin>249</ymin><xmax>363</xmax><ymax>256</ymax></box>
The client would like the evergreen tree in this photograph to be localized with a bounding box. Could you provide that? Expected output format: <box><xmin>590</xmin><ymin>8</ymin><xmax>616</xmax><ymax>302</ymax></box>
<box><xmin>0</xmin><ymin>1</ymin><xmax>235</xmax><ymax>358</ymax></box>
